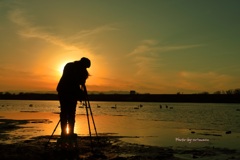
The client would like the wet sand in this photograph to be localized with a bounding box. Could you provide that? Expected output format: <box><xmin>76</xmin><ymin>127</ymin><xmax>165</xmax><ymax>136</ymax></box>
<box><xmin>0</xmin><ymin>115</ymin><xmax>240</xmax><ymax>159</ymax></box>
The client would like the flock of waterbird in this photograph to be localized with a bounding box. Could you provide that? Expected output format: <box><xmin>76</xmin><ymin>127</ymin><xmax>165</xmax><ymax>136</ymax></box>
<box><xmin>2</xmin><ymin>103</ymin><xmax>174</xmax><ymax>110</ymax></box>
<box><xmin>2</xmin><ymin>103</ymin><xmax>239</xmax><ymax>112</ymax></box>
<box><xmin>94</xmin><ymin>104</ymin><xmax>174</xmax><ymax>110</ymax></box>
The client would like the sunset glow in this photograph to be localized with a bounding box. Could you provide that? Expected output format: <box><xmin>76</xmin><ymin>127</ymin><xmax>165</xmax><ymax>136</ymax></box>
<box><xmin>0</xmin><ymin>1</ymin><xmax>240</xmax><ymax>93</ymax></box>
<box><xmin>57</xmin><ymin>61</ymin><xmax>67</xmax><ymax>76</ymax></box>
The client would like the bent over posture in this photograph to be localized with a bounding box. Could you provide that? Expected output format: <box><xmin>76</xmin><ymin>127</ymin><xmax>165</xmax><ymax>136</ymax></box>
<box><xmin>57</xmin><ymin>57</ymin><xmax>91</xmax><ymax>137</ymax></box>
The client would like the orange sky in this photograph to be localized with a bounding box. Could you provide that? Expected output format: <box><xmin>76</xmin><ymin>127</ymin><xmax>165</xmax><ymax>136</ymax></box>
<box><xmin>0</xmin><ymin>1</ymin><xmax>240</xmax><ymax>94</ymax></box>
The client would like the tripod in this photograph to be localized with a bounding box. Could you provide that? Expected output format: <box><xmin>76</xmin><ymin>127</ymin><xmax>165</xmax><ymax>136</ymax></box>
<box><xmin>45</xmin><ymin>85</ymin><xmax>98</xmax><ymax>149</ymax></box>
<box><xmin>83</xmin><ymin>85</ymin><xmax>98</xmax><ymax>147</ymax></box>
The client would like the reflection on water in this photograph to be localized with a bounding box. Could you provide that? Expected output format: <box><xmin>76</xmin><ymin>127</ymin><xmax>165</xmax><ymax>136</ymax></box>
<box><xmin>0</xmin><ymin>100</ymin><xmax>240</xmax><ymax>149</ymax></box>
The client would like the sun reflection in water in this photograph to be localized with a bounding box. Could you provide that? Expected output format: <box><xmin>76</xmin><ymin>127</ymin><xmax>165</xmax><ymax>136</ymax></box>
<box><xmin>66</xmin><ymin>123</ymin><xmax>69</xmax><ymax>134</ymax></box>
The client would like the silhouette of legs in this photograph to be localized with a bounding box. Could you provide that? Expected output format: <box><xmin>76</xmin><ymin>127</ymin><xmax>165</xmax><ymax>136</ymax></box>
<box><xmin>59</xmin><ymin>94</ymin><xmax>77</xmax><ymax>137</ymax></box>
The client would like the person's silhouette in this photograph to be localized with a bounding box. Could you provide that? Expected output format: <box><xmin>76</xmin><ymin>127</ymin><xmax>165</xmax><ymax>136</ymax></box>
<box><xmin>57</xmin><ymin>57</ymin><xmax>91</xmax><ymax>137</ymax></box>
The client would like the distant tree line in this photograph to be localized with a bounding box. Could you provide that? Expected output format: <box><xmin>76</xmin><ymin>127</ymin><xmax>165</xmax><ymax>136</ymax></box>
<box><xmin>213</xmin><ymin>88</ymin><xmax>240</xmax><ymax>95</ymax></box>
<box><xmin>0</xmin><ymin>92</ymin><xmax>58</xmax><ymax>100</ymax></box>
<box><xmin>196</xmin><ymin>88</ymin><xmax>240</xmax><ymax>95</ymax></box>
<box><xmin>0</xmin><ymin>88</ymin><xmax>240</xmax><ymax>103</ymax></box>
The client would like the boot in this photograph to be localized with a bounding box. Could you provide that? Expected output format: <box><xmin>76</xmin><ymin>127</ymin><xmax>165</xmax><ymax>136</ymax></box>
<box><xmin>60</xmin><ymin>121</ymin><xmax>68</xmax><ymax>137</ymax></box>
<box><xmin>68</xmin><ymin>121</ymin><xmax>75</xmax><ymax>136</ymax></box>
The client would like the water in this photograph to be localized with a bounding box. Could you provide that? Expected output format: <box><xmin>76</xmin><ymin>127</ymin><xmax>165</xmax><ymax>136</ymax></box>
<box><xmin>0</xmin><ymin>100</ymin><xmax>240</xmax><ymax>149</ymax></box>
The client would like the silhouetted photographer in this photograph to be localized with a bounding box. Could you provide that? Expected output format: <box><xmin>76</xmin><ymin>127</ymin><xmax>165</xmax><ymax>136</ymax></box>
<box><xmin>57</xmin><ymin>57</ymin><xmax>91</xmax><ymax>137</ymax></box>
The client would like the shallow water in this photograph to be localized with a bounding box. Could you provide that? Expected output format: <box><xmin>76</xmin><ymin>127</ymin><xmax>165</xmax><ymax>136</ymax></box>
<box><xmin>0</xmin><ymin>100</ymin><xmax>240</xmax><ymax>149</ymax></box>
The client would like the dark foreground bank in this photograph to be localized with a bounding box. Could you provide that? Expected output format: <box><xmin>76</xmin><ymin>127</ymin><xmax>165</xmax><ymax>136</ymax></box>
<box><xmin>1</xmin><ymin>135</ymin><xmax>240</xmax><ymax>160</ymax></box>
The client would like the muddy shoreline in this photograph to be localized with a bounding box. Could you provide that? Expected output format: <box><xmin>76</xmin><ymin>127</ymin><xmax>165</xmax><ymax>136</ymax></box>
<box><xmin>0</xmin><ymin>118</ymin><xmax>240</xmax><ymax>160</ymax></box>
<box><xmin>1</xmin><ymin>135</ymin><xmax>240</xmax><ymax>160</ymax></box>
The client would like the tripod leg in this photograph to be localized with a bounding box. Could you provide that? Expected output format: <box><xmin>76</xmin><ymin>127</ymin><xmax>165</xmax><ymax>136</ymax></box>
<box><xmin>85</xmin><ymin>100</ymin><xmax>93</xmax><ymax>149</ymax></box>
<box><xmin>83</xmin><ymin>85</ymin><xmax>99</xmax><ymax>151</ymax></box>
<box><xmin>45</xmin><ymin>119</ymin><xmax>60</xmax><ymax>148</ymax></box>
<box><xmin>87</xmin><ymin>99</ymin><xmax>98</xmax><ymax>137</ymax></box>
<box><xmin>85</xmin><ymin>100</ymin><xmax>92</xmax><ymax>137</ymax></box>
<box><xmin>83</xmin><ymin>85</ymin><xmax>98</xmax><ymax>136</ymax></box>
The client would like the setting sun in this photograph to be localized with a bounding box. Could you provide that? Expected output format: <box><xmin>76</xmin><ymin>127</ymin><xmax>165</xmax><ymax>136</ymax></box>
<box><xmin>54</xmin><ymin>55</ymin><xmax>82</xmax><ymax>77</ymax></box>
<box><xmin>57</xmin><ymin>62</ymin><xmax>66</xmax><ymax>75</ymax></box>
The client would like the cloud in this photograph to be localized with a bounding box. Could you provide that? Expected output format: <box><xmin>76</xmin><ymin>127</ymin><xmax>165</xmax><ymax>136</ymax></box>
<box><xmin>68</xmin><ymin>25</ymin><xmax>119</xmax><ymax>41</ymax></box>
<box><xmin>127</xmin><ymin>40</ymin><xmax>161</xmax><ymax>76</ymax></box>
<box><xmin>0</xmin><ymin>66</ymin><xmax>57</xmax><ymax>91</ymax></box>
<box><xmin>8</xmin><ymin>8</ymin><xmax>82</xmax><ymax>51</ymax></box>
<box><xmin>0</xmin><ymin>66</ymin><xmax>52</xmax><ymax>81</ymax></box>
<box><xmin>126</xmin><ymin>38</ymin><xmax>234</xmax><ymax>93</ymax></box>
<box><xmin>178</xmin><ymin>71</ymin><xmax>232</xmax><ymax>82</ymax></box>
<box><xmin>129</xmin><ymin>40</ymin><xmax>203</xmax><ymax>56</ymax></box>
<box><xmin>8</xmin><ymin>8</ymin><xmax>118</xmax><ymax>51</ymax></box>
<box><xmin>128</xmin><ymin>39</ymin><xmax>160</xmax><ymax>57</ymax></box>
<box><xmin>128</xmin><ymin>40</ymin><xmax>203</xmax><ymax>76</ymax></box>
<box><xmin>176</xmin><ymin>71</ymin><xmax>234</xmax><ymax>92</ymax></box>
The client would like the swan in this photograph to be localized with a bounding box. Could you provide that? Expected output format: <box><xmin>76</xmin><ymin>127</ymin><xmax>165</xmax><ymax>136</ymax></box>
<box><xmin>134</xmin><ymin>105</ymin><xmax>140</xmax><ymax>109</ymax></box>
<box><xmin>111</xmin><ymin>104</ymin><xmax>117</xmax><ymax>109</ymax></box>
